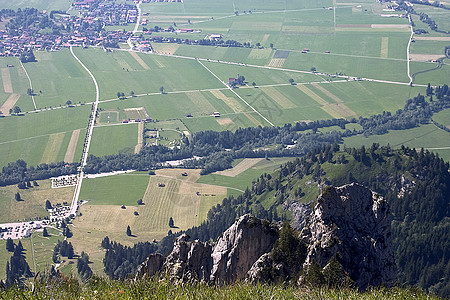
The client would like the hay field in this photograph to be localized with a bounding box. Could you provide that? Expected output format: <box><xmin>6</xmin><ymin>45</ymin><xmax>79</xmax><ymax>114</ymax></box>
<box><xmin>0</xmin><ymin>93</ymin><xmax>20</xmax><ymax>116</ymax></box>
<box><xmin>40</xmin><ymin>132</ymin><xmax>65</xmax><ymax>164</ymax></box>
<box><xmin>72</xmin><ymin>170</ymin><xmax>227</xmax><ymax>273</ymax></box>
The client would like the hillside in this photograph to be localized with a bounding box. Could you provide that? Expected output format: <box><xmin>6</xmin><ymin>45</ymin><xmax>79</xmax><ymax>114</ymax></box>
<box><xmin>143</xmin><ymin>144</ymin><xmax>449</xmax><ymax>298</ymax></box>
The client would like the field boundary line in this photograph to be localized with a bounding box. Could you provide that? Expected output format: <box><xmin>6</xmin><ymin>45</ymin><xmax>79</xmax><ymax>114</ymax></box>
<box><xmin>19</xmin><ymin>60</ymin><xmax>37</xmax><ymax>110</ymax></box>
<box><xmin>196</xmin><ymin>59</ymin><xmax>275</xmax><ymax>126</ymax></box>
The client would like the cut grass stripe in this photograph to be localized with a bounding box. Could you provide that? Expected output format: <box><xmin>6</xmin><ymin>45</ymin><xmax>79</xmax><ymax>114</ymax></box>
<box><xmin>260</xmin><ymin>86</ymin><xmax>296</xmax><ymax>109</ymax></box>
<box><xmin>40</xmin><ymin>132</ymin><xmax>65</xmax><ymax>164</ymax></box>
<box><xmin>186</xmin><ymin>91</ymin><xmax>217</xmax><ymax>114</ymax></box>
<box><xmin>381</xmin><ymin>37</ymin><xmax>389</xmax><ymax>58</ymax></box>
<box><xmin>64</xmin><ymin>129</ymin><xmax>80</xmax><ymax>163</ymax></box>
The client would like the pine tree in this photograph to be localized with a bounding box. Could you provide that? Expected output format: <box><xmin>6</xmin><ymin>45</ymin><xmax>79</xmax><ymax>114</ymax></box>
<box><xmin>43</xmin><ymin>227</ymin><xmax>49</xmax><ymax>237</ymax></box>
<box><xmin>67</xmin><ymin>242</ymin><xmax>74</xmax><ymax>259</ymax></box>
<box><xmin>45</xmin><ymin>200</ymin><xmax>52</xmax><ymax>210</ymax></box>
<box><xmin>6</xmin><ymin>238</ymin><xmax>14</xmax><ymax>252</ymax></box>
<box><xmin>126</xmin><ymin>225</ymin><xmax>131</xmax><ymax>236</ymax></box>
<box><xmin>101</xmin><ymin>236</ymin><xmax>110</xmax><ymax>249</ymax></box>
<box><xmin>15</xmin><ymin>192</ymin><xmax>21</xmax><ymax>201</ymax></box>
<box><xmin>169</xmin><ymin>217</ymin><xmax>174</xmax><ymax>228</ymax></box>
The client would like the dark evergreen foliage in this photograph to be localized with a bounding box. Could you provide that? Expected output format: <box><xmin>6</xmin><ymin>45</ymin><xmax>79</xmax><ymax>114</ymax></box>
<box><xmin>5</xmin><ymin>240</ymin><xmax>33</xmax><ymax>287</ymax></box>
<box><xmin>77</xmin><ymin>252</ymin><xmax>93</xmax><ymax>281</ymax></box>
<box><xmin>102</xmin><ymin>239</ymin><xmax>157</xmax><ymax>280</ymax></box>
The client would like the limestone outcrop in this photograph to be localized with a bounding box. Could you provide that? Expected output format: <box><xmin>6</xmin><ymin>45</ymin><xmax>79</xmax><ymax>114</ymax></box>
<box><xmin>136</xmin><ymin>184</ymin><xmax>395</xmax><ymax>290</ymax></box>
<box><xmin>299</xmin><ymin>183</ymin><xmax>396</xmax><ymax>290</ymax></box>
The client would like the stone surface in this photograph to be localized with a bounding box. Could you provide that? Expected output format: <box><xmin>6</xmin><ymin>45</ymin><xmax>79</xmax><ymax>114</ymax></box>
<box><xmin>300</xmin><ymin>183</ymin><xmax>396</xmax><ymax>290</ymax></box>
<box><xmin>209</xmin><ymin>214</ymin><xmax>278</xmax><ymax>284</ymax></box>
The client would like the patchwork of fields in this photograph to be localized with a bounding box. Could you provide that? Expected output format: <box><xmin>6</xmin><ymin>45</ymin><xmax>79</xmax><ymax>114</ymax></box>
<box><xmin>0</xmin><ymin>0</ymin><xmax>449</xmax><ymax>279</ymax></box>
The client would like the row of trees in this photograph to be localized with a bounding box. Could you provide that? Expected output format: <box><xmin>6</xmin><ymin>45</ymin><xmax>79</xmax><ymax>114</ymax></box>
<box><xmin>0</xmin><ymin>160</ymin><xmax>79</xmax><ymax>187</ymax></box>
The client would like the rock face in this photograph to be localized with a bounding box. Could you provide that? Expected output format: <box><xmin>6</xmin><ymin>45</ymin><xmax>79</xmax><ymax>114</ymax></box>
<box><xmin>135</xmin><ymin>253</ymin><xmax>165</xmax><ymax>279</ymax></box>
<box><xmin>137</xmin><ymin>214</ymin><xmax>279</xmax><ymax>284</ymax></box>
<box><xmin>136</xmin><ymin>184</ymin><xmax>395</xmax><ymax>289</ymax></box>
<box><xmin>300</xmin><ymin>183</ymin><xmax>396</xmax><ymax>290</ymax></box>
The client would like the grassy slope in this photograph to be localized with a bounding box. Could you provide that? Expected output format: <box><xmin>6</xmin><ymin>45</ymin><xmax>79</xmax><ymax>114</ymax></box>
<box><xmin>0</xmin><ymin>278</ymin><xmax>441</xmax><ymax>300</ymax></box>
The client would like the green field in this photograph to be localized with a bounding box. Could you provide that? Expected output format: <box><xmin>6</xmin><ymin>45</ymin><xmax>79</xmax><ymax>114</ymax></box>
<box><xmin>433</xmin><ymin>108</ymin><xmax>450</xmax><ymax>127</ymax></box>
<box><xmin>0</xmin><ymin>0</ymin><xmax>71</xmax><ymax>11</ymax></box>
<box><xmin>0</xmin><ymin>106</ymin><xmax>90</xmax><ymax>167</ymax></box>
<box><xmin>79</xmin><ymin>174</ymin><xmax>149</xmax><ymax>206</ymax></box>
<box><xmin>23</xmin><ymin>51</ymin><xmax>95</xmax><ymax>109</ymax></box>
<box><xmin>89</xmin><ymin>124</ymin><xmax>138</xmax><ymax>156</ymax></box>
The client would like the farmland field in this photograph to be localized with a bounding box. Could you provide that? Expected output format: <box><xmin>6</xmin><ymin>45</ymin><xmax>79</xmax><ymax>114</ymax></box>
<box><xmin>0</xmin><ymin>0</ymin><xmax>449</xmax><ymax>281</ymax></box>
<box><xmin>344</xmin><ymin>124</ymin><xmax>450</xmax><ymax>162</ymax></box>
<box><xmin>89</xmin><ymin>123</ymin><xmax>139</xmax><ymax>156</ymax></box>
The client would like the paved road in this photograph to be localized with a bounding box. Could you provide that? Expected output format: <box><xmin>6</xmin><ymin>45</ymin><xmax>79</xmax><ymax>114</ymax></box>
<box><xmin>127</xmin><ymin>0</ymin><xmax>142</xmax><ymax>50</ymax></box>
<box><xmin>68</xmin><ymin>45</ymin><xmax>100</xmax><ymax>218</ymax></box>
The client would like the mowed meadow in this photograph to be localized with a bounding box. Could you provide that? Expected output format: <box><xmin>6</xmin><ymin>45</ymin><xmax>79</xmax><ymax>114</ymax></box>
<box><xmin>73</xmin><ymin>169</ymin><xmax>228</xmax><ymax>273</ymax></box>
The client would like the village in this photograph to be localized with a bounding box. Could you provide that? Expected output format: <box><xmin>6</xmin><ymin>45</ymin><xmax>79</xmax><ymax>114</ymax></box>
<box><xmin>0</xmin><ymin>0</ymin><xmax>138</xmax><ymax>56</ymax></box>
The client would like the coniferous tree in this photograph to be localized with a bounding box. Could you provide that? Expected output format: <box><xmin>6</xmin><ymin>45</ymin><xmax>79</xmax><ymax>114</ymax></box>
<box><xmin>126</xmin><ymin>225</ymin><xmax>131</xmax><ymax>236</ymax></box>
<box><xmin>6</xmin><ymin>238</ymin><xmax>14</xmax><ymax>252</ymax></box>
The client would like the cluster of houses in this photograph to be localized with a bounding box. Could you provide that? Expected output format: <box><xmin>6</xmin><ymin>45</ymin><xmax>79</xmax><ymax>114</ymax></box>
<box><xmin>74</xmin><ymin>0</ymin><xmax>138</xmax><ymax>26</ymax></box>
<box><xmin>0</xmin><ymin>0</ymin><xmax>136</xmax><ymax>56</ymax></box>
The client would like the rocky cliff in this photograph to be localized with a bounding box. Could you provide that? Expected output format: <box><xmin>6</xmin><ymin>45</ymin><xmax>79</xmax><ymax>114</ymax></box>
<box><xmin>137</xmin><ymin>184</ymin><xmax>395</xmax><ymax>289</ymax></box>
<box><xmin>299</xmin><ymin>183</ymin><xmax>396</xmax><ymax>290</ymax></box>
<box><xmin>136</xmin><ymin>214</ymin><xmax>279</xmax><ymax>284</ymax></box>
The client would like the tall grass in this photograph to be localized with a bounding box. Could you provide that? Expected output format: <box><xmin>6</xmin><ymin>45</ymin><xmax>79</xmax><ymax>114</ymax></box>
<box><xmin>0</xmin><ymin>275</ymin><xmax>441</xmax><ymax>300</ymax></box>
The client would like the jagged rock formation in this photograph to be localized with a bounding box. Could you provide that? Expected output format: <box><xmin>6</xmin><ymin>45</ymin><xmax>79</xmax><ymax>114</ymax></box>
<box><xmin>300</xmin><ymin>183</ymin><xmax>396</xmax><ymax>290</ymax></box>
<box><xmin>136</xmin><ymin>214</ymin><xmax>279</xmax><ymax>284</ymax></box>
<box><xmin>136</xmin><ymin>184</ymin><xmax>395</xmax><ymax>290</ymax></box>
